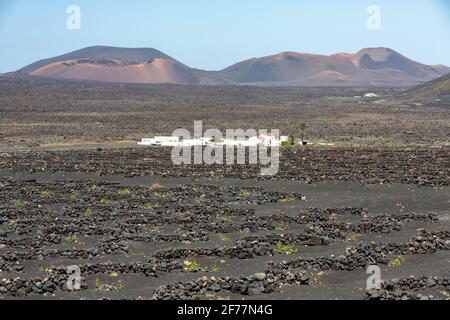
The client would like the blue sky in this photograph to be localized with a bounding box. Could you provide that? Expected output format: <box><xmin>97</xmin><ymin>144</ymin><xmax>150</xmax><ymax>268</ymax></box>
<box><xmin>0</xmin><ymin>0</ymin><xmax>449</xmax><ymax>72</ymax></box>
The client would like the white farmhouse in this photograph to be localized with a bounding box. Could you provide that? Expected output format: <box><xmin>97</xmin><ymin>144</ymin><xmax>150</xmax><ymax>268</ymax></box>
<box><xmin>138</xmin><ymin>134</ymin><xmax>289</xmax><ymax>147</ymax></box>
<box><xmin>138</xmin><ymin>136</ymin><xmax>180</xmax><ymax>147</ymax></box>
<box><xmin>364</xmin><ymin>93</ymin><xmax>378</xmax><ymax>98</ymax></box>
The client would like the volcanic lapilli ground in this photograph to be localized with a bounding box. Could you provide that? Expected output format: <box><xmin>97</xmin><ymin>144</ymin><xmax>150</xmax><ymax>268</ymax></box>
<box><xmin>0</xmin><ymin>153</ymin><xmax>448</xmax><ymax>300</ymax></box>
<box><xmin>1</xmin><ymin>76</ymin><xmax>449</xmax><ymax>149</ymax></box>
<box><xmin>0</xmin><ymin>79</ymin><xmax>449</xmax><ymax>300</ymax></box>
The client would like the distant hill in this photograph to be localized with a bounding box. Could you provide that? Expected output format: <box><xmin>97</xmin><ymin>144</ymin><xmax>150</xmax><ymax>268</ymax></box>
<box><xmin>20</xmin><ymin>46</ymin><xmax>203</xmax><ymax>85</ymax></box>
<box><xmin>18</xmin><ymin>46</ymin><xmax>450</xmax><ymax>86</ymax></box>
<box><xmin>217</xmin><ymin>48</ymin><xmax>449</xmax><ymax>86</ymax></box>
<box><xmin>392</xmin><ymin>73</ymin><xmax>450</xmax><ymax>108</ymax></box>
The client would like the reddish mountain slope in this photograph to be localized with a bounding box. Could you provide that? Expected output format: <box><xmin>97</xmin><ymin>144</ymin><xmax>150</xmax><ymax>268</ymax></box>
<box><xmin>218</xmin><ymin>48</ymin><xmax>449</xmax><ymax>86</ymax></box>
<box><xmin>20</xmin><ymin>46</ymin><xmax>201</xmax><ymax>84</ymax></box>
<box><xmin>19</xmin><ymin>46</ymin><xmax>449</xmax><ymax>86</ymax></box>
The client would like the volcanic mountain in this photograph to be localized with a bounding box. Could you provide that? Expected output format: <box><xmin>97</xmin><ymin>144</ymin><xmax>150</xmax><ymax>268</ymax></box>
<box><xmin>19</xmin><ymin>46</ymin><xmax>449</xmax><ymax>86</ymax></box>
<box><xmin>217</xmin><ymin>48</ymin><xmax>450</xmax><ymax>86</ymax></box>
<box><xmin>19</xmin><ymin>46</ymin><xmax>203</xmax><ymax>85</ymax></box>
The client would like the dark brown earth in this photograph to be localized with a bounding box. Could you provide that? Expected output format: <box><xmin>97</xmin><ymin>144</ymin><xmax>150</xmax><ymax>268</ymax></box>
<box><xmin>1</xmin><ymin>75</ymin><xmax>449</xmax><ymax>150</ymax></box>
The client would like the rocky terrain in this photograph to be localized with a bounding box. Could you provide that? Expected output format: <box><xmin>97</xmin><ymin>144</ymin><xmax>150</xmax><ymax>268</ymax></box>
<box><xmin>0</xmin><ymin>147</ymin><xmax>448</xmax><ymax>186</ymax></box>
<box><xmin>0</xmin><ymin>147</ymin><xmax>448</xmax><ymax>300</ymax></box>
<box><xmin>1</xmin><ymin>75</ymin><xmax>449</xmax><ymax>150</ymax></box>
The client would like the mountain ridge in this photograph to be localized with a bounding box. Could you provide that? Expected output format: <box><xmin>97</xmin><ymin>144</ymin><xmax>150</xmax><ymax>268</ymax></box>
<box><xmin>19</xmin><ymin>46</ymin><xmax>450</xmax><ymax>86</ymax></box>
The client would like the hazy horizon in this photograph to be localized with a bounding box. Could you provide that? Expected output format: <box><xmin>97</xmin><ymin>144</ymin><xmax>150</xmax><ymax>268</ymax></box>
<box><xmin>1</xmin><ymin>0</ymin><xmax>449</xmax><ymax>73</ymax></box>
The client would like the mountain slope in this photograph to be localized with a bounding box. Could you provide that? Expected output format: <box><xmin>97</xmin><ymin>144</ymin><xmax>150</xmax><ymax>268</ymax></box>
<box><xmin>20</xmin><ymin>46</ymin><xmax>202</xmax><ymax>84</ymax></box>
<box><xmin>217</xmin><ymin>48</ymin><xmax>449</xmax><ymax>86</ymax></box>
<box><xmin>18</xmin><ymin>46</ymin><xmax>449</xmax><ymax>86</ymax></box>
<box><xmin>392</xmin><ymin>73</ymin><xmax>450</xmax><ymax>108</ymax></box>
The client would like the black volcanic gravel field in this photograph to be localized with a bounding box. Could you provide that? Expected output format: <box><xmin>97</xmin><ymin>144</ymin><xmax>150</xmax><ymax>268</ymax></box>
<box><xmin>0</xmin><ymin>147</ymin><xmax>448</xmax><ymax>186</ymax></box>
<box><xmin>0</xmin><ymin>147</ymin><xmax>448</xmax><ymax>300</ymax></box>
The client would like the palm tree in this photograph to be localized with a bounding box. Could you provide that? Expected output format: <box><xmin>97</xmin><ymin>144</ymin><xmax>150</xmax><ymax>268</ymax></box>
<box><xmin>299</xmin><ymin>122</ymin><xmax>307</xmax><ymax>145</ymax></box>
